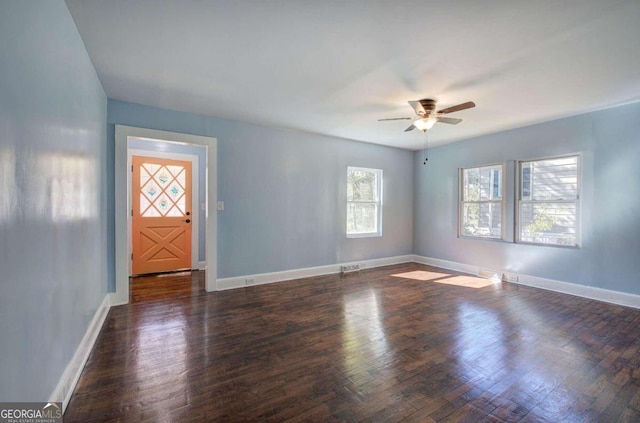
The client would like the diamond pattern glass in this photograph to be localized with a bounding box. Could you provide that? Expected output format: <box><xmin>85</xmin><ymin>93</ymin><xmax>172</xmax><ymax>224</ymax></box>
<box><xmin>143</xmin><ymin>163</ymin><xmax>160</xmax><ymax>175</ymax></box>
<box><xmin>156</xmin><ymin>169</ymin><xmax>171</xmax><ymax>187</ymax></box>
<box><xmin>176</xmin><ymin>169</ymin><xmax>186</xmax><ymax>187</ymax></box>
<box><xmin>167</xmin><ymin>181</ymin><xmax>184</xmax><ymax>199</ymax></box>
<box><xmin>140</xmin><ymin>168</ymin><xmax>151</xmax><ymax>186</ymax></box>
<box><xmin>166</xmin><ymin>206</ymin><xmax>183</xmax><ymax>217</ymax></box>
<box><xmin>142</xmin><ymin>181</ymin><xmax>159</xmax><ymax>201</ymax></box>
<box><xmin>140</xmin><ymin>163</ymin><xmax>187</xmax><ymax>217</ymax></box>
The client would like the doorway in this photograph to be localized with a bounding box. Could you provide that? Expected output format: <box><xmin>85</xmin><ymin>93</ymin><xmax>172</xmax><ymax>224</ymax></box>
<box><xmin>114</xmin><ymin>125</ymin><xmax>218</xmax><ymax>305</ymax></box>
<box><xmin>131</xmin><ymin>155</ymin><xmax>193</xmax><ymax>274</ymax></box>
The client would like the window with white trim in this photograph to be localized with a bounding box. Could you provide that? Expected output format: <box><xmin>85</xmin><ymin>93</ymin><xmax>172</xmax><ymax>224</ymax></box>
<box><xmin>517</xmin><ymin>155</ymin><xmax>580</xmax><ymax>246</ymax></box>
<box><xmin>459</xmin><ymin>164</ymin><xmax>504</xmax><ymax>239</ymax></box>
<box><xmin>347</xmin><ymin>167</ymin><xmax>382</xmax><ymax>237</ymax></box>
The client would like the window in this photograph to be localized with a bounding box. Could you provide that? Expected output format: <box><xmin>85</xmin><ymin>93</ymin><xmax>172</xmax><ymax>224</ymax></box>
<box><xmin>347</xmin><ymin>167</ymin><xmax>382</xmax><ymax>237</ymax></box>
<box><xmin>459</xmin><ymin>164</ymin><xmax>504</xmax><ymax>239</ymax></box>
<box><xmin>518</xmin><ymin>155</ymin><xmax>580</xmax><ymax>246</ymax></box>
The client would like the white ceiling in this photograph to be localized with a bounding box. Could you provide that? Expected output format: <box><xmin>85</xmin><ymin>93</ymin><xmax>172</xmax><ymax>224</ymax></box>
<box><xmin>65</xmin><ymin>0</ymin><xmax>640</xmax><ymax>150</ymax></box>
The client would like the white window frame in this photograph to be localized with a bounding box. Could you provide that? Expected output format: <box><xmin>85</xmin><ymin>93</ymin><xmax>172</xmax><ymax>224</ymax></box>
<box><xmin>516</xmin><ymin>154</ymin><xmax>581</xmax><ymax>247</ymax></box>
<box><xmin>346</xmin><ymin>166</ymin><xmax>383</xmax><ymax>238</ymax></box>
<box><xmin>458</xmin><ymin>163</ymin><xmax>506</xmax><ymax>240</ymax></box>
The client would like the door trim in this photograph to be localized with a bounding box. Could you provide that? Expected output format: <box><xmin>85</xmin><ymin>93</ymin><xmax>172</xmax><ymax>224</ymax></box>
<box><xmin>115</xmin><ymin>125</ymin><xmax>217</xmax><ymax>305</ymax></box>
<box><xmin>128</xmin><ymin>149</ymin><xmax>200</xmax><ymax>275</ymax></box>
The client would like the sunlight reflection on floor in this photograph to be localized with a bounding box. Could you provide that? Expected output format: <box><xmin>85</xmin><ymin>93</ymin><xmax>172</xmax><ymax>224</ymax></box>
<box><xmin>392</xmin><ymin>270</ymin><xmax>495</xmax><ymax>288</ymax></box>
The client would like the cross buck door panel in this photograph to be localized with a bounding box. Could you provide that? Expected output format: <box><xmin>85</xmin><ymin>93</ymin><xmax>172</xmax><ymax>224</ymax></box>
<box><xmin>132</xmin><ymin>156</ymin><xmax>192</xmax><ymax>274</ymax></box>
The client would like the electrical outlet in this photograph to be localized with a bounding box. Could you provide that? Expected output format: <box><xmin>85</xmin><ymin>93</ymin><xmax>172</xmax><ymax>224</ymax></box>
<box><xmin>245</xmin><ymin>278</ymin><xmax>255</xmax><ymax>286</ymax></box>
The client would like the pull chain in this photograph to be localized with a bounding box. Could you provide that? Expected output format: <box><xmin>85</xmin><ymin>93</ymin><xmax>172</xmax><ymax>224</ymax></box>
<box><xmin>423</xmin><ymin>129</ymin><xmax>429</xmax><ymax>165</ymax></box>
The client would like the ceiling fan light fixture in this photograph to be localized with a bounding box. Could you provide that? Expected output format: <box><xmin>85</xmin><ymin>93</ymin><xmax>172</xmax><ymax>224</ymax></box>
<box><xmin>413</xmin><ymin>117</ymin><xmax>437</xmax><ymax>132</ymax></box>
<box><xmin>378</xmin><ymin>99</ymin><xmax>475</xmax><ymax>134</ymax></box>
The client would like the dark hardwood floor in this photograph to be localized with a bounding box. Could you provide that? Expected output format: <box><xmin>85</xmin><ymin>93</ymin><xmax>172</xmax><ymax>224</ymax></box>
<box><xmin>130</xmin><ymin>270</ymin><xmax>205</xmax><ymax>304</ymax></box>
<box><xmin>65</xmin><ymin>263</ymin><xmax>640</xmax><ymax>422</ymax></box>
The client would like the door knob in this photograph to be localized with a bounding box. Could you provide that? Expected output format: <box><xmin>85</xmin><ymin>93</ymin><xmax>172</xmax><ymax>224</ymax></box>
<box><xmin>184</xmin><ymin>219</ymin><xmax>191</xmax><ymax>223</ymax></box>
<box><xmin>186</xmin><ymin>211</ymin><xmax>191</xmax><ymax>216</ymax></box>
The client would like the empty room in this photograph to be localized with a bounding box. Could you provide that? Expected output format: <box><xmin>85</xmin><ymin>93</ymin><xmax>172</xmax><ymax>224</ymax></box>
<box><xmin>1</xmin><ymin>0</ymin><xmax>640</xmax><ymax>421</ymax></box>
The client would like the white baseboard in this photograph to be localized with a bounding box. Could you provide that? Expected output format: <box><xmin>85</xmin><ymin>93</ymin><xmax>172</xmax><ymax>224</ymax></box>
<box><xmin>109</xmin><ymin>291</ymin><xmax>129</xmax><ymax>307</ymax></box>
<box><xmin>413</xmin><ymin>255</ymin><xmax>640</xmax><ymax>309</ymax></box>
<box><xmin>216</xmin><ymin>255</ymin><xmax>414</xmax><ymax>291</ymax></box>
<box><xmin>198</xmin><ymin>261</ymin><xmax>206</xmax><ymax>271</ymax></box>
<box><xmin>515</xmin><ymin>273</ymin><xmax>640</xmax><ymax>309</ymax></box>
<box><xmin>49</xmin><ymin>294</ymin><xmax>111</xmax><ymax>412</ymax></box>
<box><xmin>411</xmin><ymin>255</ymin><xmax>479</xmax><ymax>275</ymax></box>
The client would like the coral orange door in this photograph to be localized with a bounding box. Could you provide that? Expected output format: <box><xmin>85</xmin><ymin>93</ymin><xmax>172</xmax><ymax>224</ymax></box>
<box><xmin>132</xmin><ymin>156</ymin><xmax>192</xmax><ymax>274</ymax></box>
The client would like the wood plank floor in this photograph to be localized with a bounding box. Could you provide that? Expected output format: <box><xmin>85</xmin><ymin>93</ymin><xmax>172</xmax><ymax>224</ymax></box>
<box><xmin>130</xmin><ymin>270</ymin><xmax>205</xmax><ymax>304</ymax></box>
<box><xmin>65</xmin><ymin>263</ymin><xmax>640</xmax><ymax>422</ymax></box>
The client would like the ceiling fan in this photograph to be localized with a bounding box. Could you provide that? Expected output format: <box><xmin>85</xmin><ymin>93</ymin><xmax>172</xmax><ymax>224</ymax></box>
<box><xmin>378</xmin><ymin>99</ymin><xmax>476</xmax><ymax>132</ymax></box>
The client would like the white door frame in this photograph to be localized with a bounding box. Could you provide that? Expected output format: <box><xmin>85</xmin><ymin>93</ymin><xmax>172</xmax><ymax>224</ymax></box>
<box><xmin>114</xmin><ymin>125</ymin><xmax>217</xmax><ymax>305</ymax></box>
<box><xmin>128</xmin><ymin>149</ymin><xmax>200</xmax><ymax>275</ymax></box>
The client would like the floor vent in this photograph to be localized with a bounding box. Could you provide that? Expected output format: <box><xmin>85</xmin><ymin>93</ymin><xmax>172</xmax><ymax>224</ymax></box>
<box><xmin>341</xmin><ymin>264</ymin><xmax>361</xmax><ymax>274</ymax></box>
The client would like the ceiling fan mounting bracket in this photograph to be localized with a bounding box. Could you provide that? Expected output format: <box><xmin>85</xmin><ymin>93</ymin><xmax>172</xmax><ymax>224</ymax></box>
<box><xmin>418</xmin><ymin>99</ymin><xmax>437</xmax><ymax>115</ymax></box>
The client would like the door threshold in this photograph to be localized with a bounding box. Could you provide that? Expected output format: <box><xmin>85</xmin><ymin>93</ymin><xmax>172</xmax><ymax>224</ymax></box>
<box><xmin>130</xmin><ymin>268</ymin><xmax>197</xmax><ymax>278</ymax></box>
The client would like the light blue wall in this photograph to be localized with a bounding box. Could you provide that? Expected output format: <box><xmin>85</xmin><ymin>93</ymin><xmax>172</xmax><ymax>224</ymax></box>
<box><xmin>414</xmin><ymin>102</ymin><xmax>640</xmax><ymax>295</ymax></box>
<box><xmin>108</xmin><ymin>100</ymin><xmax>414</xmax><ymax>285</ymax></box>
<box><xmin>0</xmin><ymin>1</ymin><xmax>107</xmax><ymax>401</ymax></box>
<box><xmin>128</xmin><ymin>138</ymin><xmax>207</xmax><ymax>262</ymax></box>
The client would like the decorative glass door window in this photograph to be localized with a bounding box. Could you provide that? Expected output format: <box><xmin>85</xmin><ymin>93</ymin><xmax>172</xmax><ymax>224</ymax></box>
<box><xmin>139</xmin><ymin>163</ymin><xmax>187</xmax><ymax>217</ymax></box>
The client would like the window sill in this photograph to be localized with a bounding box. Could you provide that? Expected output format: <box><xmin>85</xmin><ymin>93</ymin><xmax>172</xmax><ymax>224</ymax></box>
<box><xmin>458</xmin><ymin>235</ymin><xmax>508</xmax><ymax>243</ymax></box>
<box><xmin>347</xmin><ymin>233</ymin><xmax>382</xmax><ymax>239</ymax></box>
<box><xmin>516</xmin><ymin>241</ymin><xmax>581</xmax><ymax>249</ymax></box>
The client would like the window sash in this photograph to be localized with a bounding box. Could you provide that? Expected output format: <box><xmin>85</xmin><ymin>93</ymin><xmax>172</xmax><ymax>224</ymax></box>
<box><xmin>347</xmin><ymin>199</ymin><xmax>379</xmax><ymax>204</ymax></box>
<box><xmin>460</xmin><ymin>201</ymin><xmax>503</xmax><ymax>239</ymax></box>
<box><xmin>347</xmin><ymin>167</ymin><xmax>382</xmax><ymax>237</ymax></box>
<box><xmin>517</xmin><ymin>155</ymin><xmax>580</xmax><ymax>247</ymax></box>
<box><xmin>459</xmin><ymin>163</ymin><xmax>505</xmax><ymax>240</ymax></box>
<box><xmin>346</xmin><ymin>203</ymin><xmax>380</xmax><ymax>235</ymax></box>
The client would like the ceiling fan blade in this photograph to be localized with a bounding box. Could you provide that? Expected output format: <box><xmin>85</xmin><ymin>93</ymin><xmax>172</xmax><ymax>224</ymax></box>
<box><xmin>408</xmin><ymin>100</ymin><xmax>426</xmax><ymax>116</ymax></box>
<box><xmin>437</xmin><ymin>101</ymin><xmax>476</xmax><ymax>114</ymax></box>
<box><xmin>436</xmin><ymin>116</ymin><xmax>462</xmax><ymax>125</ymax></box>
<box><xmin>377</xmin><ymin>117</ymin><xmax>412</xmax><ymax>121</ymax></box>
<box><xmin>404</xmin><ymin>124</ymin><xmax>416</xmax><ymax>132</ymax></box>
